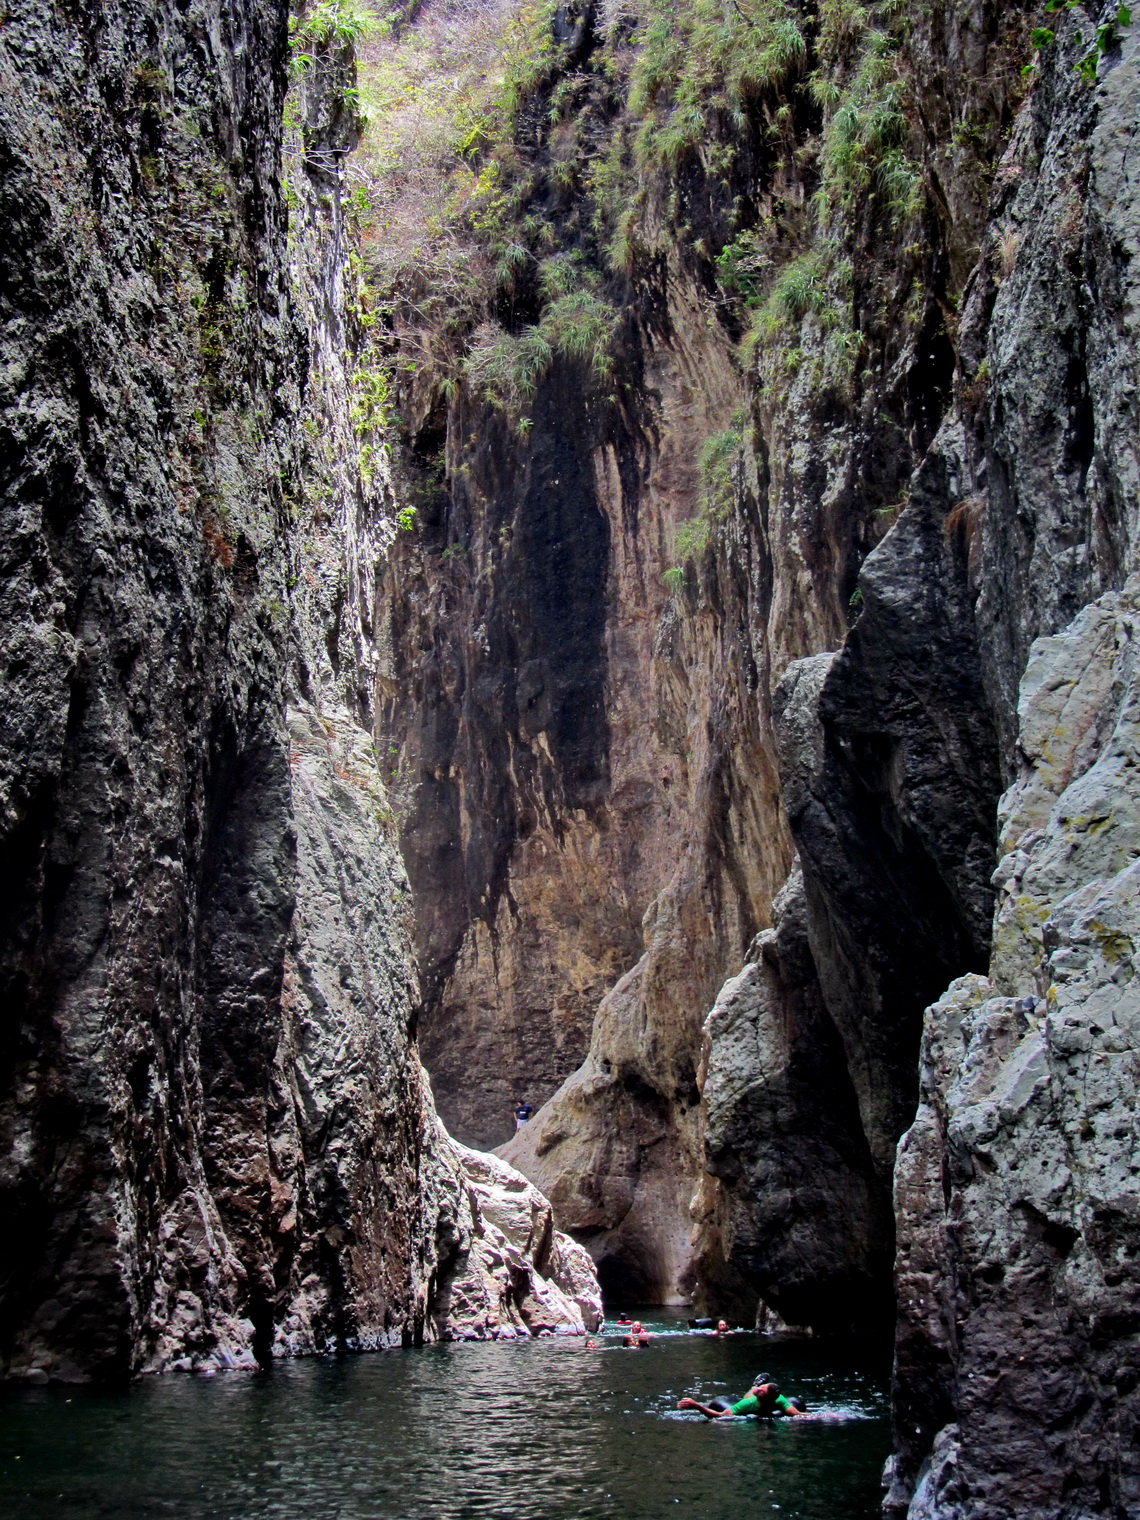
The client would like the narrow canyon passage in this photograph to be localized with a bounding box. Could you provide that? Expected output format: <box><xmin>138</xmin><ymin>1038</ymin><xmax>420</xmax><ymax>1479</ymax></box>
<box><xmin>1</xmin><ymin>0</ymin><xmax>1139</xmax><ymax>1518</ymax></box>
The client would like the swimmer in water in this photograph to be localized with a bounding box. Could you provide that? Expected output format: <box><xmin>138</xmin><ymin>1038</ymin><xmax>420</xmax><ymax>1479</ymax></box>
<box><xmin>678</xmin><ymin>1377</ymin><xmax>806</xmax><ymax>1418</ymax></box>
<box><xmin>714</xmin><ymin>1319</ymin><xmax>729</xmax><ymax>1338</ymax></box>
<box><xmin>623</xmin><ymin>1320</ymin><xmax>652</xmax><ymax>1346</ymax></box>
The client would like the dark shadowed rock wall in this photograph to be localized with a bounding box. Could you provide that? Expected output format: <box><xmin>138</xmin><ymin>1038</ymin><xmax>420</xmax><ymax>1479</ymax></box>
<box><xmin>0</xmin><ymin>0</ymin><xmax>599</xmax><ymax>1383</ymax></box>
<box><xmin>0</xmin><ymin>0</ymin><xmax>302</xmax><ymax>1381</ymax></box>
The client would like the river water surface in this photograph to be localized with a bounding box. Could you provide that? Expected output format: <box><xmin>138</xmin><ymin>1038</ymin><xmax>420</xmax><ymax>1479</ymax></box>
<box><xmin>0</xmin><ymin>1313</ymin><xmax>890</xmax><ymax>1520</ymax></box>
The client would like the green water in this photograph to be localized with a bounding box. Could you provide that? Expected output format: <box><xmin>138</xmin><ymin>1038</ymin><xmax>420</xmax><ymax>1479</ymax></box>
<box><xmin>0</xmin><ymin>1314</ymin><xmax>890</xmax><ymax>1520</ymax></box>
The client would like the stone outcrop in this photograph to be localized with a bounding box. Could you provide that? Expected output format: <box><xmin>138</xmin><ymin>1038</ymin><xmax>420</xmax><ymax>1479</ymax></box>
<box><xmin>692</xmin><ymin>866</ymin><xmax>892</xmax><ymax>1334</ymax></box>
<box><xmin>0</xmin><ymin>0</ymin><xmax>302</xmax><ymax>1382</ymax></box>
<box><xmin>888</xmin><ymin>583</ymin><xmax>1140</xmax><ymax>1519</ymax></box>
<box><xmin>431</xmin><ymin>1139</ymin><xmax>602</xmax><ymax>1339</ymax></box>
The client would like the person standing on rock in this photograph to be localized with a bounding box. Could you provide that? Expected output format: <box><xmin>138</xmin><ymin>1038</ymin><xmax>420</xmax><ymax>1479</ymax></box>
<box><xmin>514</xmin><ymin>1099</ymin><xmax>533</xmax><ymax>1131</ymax></box>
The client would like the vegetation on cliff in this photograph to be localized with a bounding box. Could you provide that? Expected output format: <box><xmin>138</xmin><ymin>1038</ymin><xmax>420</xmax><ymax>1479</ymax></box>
<box><xmin>296</xmin><ymin>0</ymin><xmax>1045</xmax><ymax>596</ymax></box>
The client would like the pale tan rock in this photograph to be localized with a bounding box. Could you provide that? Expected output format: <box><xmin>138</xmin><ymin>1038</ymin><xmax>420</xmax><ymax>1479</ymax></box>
<box><xmin>430</xmin><ymin>1129</ymin><xmax>600</xmax><ymax>1339</ymax></box>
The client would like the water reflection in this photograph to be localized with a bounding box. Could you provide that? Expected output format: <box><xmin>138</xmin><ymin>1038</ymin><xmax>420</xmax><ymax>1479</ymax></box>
<box><xmin>0</xmin><ymin>1315</ymin><xmax>890</xmax><ymax>1520</ymax></box>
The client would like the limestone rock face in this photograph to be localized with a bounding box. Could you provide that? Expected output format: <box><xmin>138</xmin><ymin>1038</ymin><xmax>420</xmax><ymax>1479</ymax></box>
<box><xmin>0</xmin><ymin>0</ymin><xmax>301</xmax><ymax>1382</ymax></box>
<box><xmin>0</xmin><ymin>0</ymin><xmax>599</xmax><ymax>1381</ymax></box>
<box><xmin>431</xmin><ymin>1138</ymin><xmax>602</xmax><ymax>1340</ymax></box>
<box><xmin>381</xmin><ymin>281</ymin><xmax>790</xmax><ymax>1178</ymax></box>
<box><xmin>888</xmin><ymin>583</ymin><xmax>1140</xmax><ymax>1519</ymax></box>
<box><xmin>370</xmin><ymin>0</ymin><xmax>1045</xmax><ymax>1311</ymax></box>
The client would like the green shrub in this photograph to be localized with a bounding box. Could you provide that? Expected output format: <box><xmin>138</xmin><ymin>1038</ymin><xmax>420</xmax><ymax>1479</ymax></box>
<box><xmin>626</xmin><ymin>0</ymin><xmax>806</xmax><ymax>176</ymax></box>
<box><xmin>697</xmin><ymin>426</ymin><xmax>742</xmax><ymax>520</ymax></box>
<box><xmin>538</xmin><ymin>292</ymin><xmax>616</xmax><ymax>380</ymax></box>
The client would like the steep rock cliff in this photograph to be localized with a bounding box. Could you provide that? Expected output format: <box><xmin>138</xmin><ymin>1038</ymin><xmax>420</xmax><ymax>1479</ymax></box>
<box><xmin>0</xmin><ymin>0</ymin><xmax>597</xmax><ymax>1381</ymax></box>
<box><xmin>693</xmin><ymin>7</ymin><xmax>1140</xmax><ymax>1511</ymax></box>
<box><xmin>357</xmin><ymin>0</ymin><xmax>1023</xmax><ymax>1302</ymax></box>
<box><xmin>0</xmin><ymin>0</ymin><xmax>302</xmax><ymax>1381</ymax></box>
<box><xmin>889</xmin><ymin>584</ymin><xmax>1140</xmax><ymax>1519</ymax></box>
<box><xmin>690</xmin><ymin>0</ymin><xmax>1137</xmax><ymax>1341</ymax></box>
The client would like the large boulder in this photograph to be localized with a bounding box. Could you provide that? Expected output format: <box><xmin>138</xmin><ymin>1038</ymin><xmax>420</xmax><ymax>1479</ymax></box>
<box><xmin>430</xmin><ymin>1137</ymin><xmax>602</xmax><ymax>1340</ymax></box>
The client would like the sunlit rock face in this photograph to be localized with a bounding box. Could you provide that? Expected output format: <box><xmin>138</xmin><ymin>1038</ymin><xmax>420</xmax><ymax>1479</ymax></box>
<box><xmin>370</xmin><ymin>0</ymin><xmax>1046</xmax><ymax>1312</ymax></box>
<box><xmin>381</xmin><ymin>289</ymin><xmax>791</xmax><ymax>1169</ymax></box>
<box><xmin>889</xmin><ymin>585</ymin><xmax>1140</xmax><ymax>1520</ymax></box>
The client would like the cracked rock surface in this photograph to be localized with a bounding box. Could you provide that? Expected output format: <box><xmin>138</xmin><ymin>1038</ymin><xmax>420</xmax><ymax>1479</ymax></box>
<box><xmin>889</xmin><ymin>583</ymin><xmax>1140</xmax><ymax>1518</ymax></box>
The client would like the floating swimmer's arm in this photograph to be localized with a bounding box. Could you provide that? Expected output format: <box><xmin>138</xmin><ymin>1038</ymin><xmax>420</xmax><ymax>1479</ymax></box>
<box><xmin>677</xmin><ymin>1397</ymin><xmax>733</xmax><ymax>1418</ymax></box>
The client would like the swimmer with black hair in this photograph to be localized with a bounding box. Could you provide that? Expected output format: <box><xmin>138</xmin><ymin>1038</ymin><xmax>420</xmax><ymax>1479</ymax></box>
<box><xmin>678</xmin><ymin>1375</ymin><xmax>806</xmax><ymax>1419</ymax></box>
<box><xmin>623</xmin><ymin>1320</ymin><xmax>652</xmax><ymax>1346</ymax></box>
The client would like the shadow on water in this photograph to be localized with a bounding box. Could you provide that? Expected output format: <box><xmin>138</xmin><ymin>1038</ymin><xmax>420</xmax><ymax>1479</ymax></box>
<box><xmin>0</xmin><ymin>1316</ymin><xmax>890</xmax><ymax>1520</ymax></box>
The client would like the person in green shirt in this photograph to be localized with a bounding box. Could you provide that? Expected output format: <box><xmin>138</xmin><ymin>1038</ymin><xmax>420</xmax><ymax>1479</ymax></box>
<box><xmin>678</xmin><ymin>1377</ymin><xmax>806</xmax><ymax>1419</ymax></box>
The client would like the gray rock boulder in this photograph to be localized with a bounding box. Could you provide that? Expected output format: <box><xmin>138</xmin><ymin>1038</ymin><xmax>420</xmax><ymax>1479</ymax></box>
<box><xmin>890</xmin><ymin>581</ymin><xmax>1140</xmax><ymax>1518</ymax></box>
<box><xmin>430</xmin><ymin>1136</ymin><xmax>601</xmax><ymax>1340</ymax></box>
<box><xmin>693</xmin><ymin>866</ymin><xmax>892</xmax><ymax>1334</ymax></box>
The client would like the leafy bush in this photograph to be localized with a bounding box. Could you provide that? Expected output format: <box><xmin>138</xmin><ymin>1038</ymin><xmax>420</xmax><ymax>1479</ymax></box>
<box><xmin>464</xmin><ymin>323</ymin><xmax>553</xmax><ymax>412</ymax></box>
<box><xmin>627</xmin><ymin>0</ymin><xmax>806</xmax><ymax>173</ymax></box>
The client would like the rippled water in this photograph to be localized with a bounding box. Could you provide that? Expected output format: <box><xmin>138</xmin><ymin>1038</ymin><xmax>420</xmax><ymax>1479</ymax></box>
<box><xmin>0</xmin><ymin>1313</ymin><xmax>890</xmax><ymax>1520</ymax></box>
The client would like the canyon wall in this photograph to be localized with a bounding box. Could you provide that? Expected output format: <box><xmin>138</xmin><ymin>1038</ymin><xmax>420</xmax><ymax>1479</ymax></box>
<box><xmin>362</xmin><ymin>0</ymin><xmax>1039</xmax><ymax>1310</ymax></box>
<box><xmin>0</xmin><ymin>0</ymin><xmax>596</xmax><ymax>1382</ymax></box>
<box><xmin>0</xmin><ymin>0</ymin><xmax>304</xmax><ymax>1380</ymax></box>
<box><xmin>2</xmin><ymin>0</ymin><xmax>1136</xmax><ymax>1505</ymax></box>
<box><xmin>356</xmin><ymin>4</ymin><xmax>1140</xmax><ymax>1504</ymax></box>
<box><xmin>690</xmin><ymin>7</ymin><xmax>1140</xmax><ymax>1513</ymax></box>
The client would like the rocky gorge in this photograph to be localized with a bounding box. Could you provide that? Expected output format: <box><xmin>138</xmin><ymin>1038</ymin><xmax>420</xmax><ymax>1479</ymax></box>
<box><xmin>1</xmin><ymin>0</ymin><xmax>1138</xmax><ymax>1516</ymax></box>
